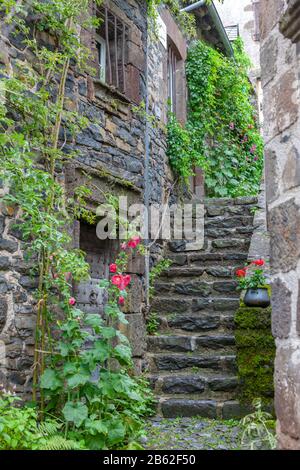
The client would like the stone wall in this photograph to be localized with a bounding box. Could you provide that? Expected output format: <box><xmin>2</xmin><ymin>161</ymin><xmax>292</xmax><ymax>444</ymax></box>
<box><xmin>260</xmin><ymin>0</ymin><xmax>300</xmax><ymax>450</ymax></box>
<box><xmin>0</xmin><ymin>1</ymin><xmax>188</xmax><ymax>395</ymax></box>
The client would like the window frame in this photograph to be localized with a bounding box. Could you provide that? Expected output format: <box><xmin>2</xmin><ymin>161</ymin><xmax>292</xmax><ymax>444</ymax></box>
<box><xmin>95</xmin><ymin>5</ymin><xmax>130</xmax><ymax>95</ymax></box>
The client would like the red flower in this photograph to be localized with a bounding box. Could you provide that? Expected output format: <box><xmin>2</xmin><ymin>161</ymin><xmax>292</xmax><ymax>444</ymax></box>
<box><xmin>236</xmin><ymin>269</ymin><xmax>246</xmax><ymax>278</ymax></box>
<box><xmin>119</xmin><ymin>296</ymin><xmax>125</xmax><ymax>306</ymax></box>
<box><xmin>111</xmin><ymin>274</ymin><xmax>131</xmax><ymax>290</ymax></box>
<box><xmin>109</xmin><ymin>263</ymin><xmax>117</xmax><ymax>273</ymax></box>
<box><xmin>111</xmin><ymin>275</ymin><xmax>123</xmax><ymax>288</ymax></box>
<box><xmin>127</xmin><ymin>235</ymin><xmax>141</xmax><ymax>249</ymax></box>
<box><xmin>123</xmin><ymin>274</ymin><xmax>131</xmax><ymax>288</ymax></box>
<box><xmin>69</xmin><ymin>297</ymin><xmax>76</xmax><ymax>306</ymax></box>
<box><xmin>253</xmin><ymin>259</ymin><xmax>265</xmax><ymax>266</ymax></box>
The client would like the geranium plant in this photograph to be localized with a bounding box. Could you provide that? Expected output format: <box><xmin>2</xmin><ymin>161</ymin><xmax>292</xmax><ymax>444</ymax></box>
<box><xmin>236</xmin><ymin>259</ymin><xmax>268</xmax><ymax>291</ymax></box>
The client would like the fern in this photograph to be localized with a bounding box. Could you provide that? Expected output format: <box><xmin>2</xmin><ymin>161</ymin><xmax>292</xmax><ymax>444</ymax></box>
<box><xmin>38</xmin><ymin>420</ymin><xmax>82</xmax><ymax>450</ymax></box>
<box><xmin>38</xmin><ymin>421</ymin><xmax>62</xmax><ymax>436</ymax></box>
<box><xmin>40</xmin><ymin>436</ymin><xmax>82</xmax><ymax>451</ymax></box>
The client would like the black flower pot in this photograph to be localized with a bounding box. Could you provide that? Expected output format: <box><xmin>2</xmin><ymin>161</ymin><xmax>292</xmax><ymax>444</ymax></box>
<box><xmin>244</xmin><ymin>288</ymin><xmax>270</xmax><ymax>308</ymax></box>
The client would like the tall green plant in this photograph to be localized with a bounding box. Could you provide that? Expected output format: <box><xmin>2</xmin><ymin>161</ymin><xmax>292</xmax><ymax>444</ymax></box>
<box><xmin>168</xmin><ymin>38</ymin><xmax>264</xmax><ymax>197</ymax></box>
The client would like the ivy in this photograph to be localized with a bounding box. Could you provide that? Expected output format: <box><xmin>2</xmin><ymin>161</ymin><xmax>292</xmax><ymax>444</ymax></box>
<box><xmin>168</xmin><ymin>38</ymin><xmax>264</xmax><ymax>197</ymax></box>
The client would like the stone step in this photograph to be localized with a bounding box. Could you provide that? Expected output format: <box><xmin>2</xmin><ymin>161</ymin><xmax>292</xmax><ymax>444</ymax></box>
<box><xmin>157</xmin><ymin>398</ymin><xmax>251</xmax><ymax>419</ymax></box>
<box><xmin>161</xmin><ymin>265</ymin><xmax>241</xmax><ymax>279</ymax></box>
<box><xmin>210</xmin><ymin>238</ymin><xmax>250</xmax><ymax>253</ymax></box>
<box><xmin>205</xmin><ymin>226</ymin><xmax>254</xmax><ymax>239</ymax></box>
<box><xmin>157</xmin><ymin>313</ymin><xmax>234</xmax><ymax>333</ymax></box>
<box><xmin>205</xmin><ymin>204</ymin><xmax>257</xmax><ymax>218</ymax></box>
<box><xmin>147</xmin><ymin>334</ymin><xmax>236</xmax><ymax>354</ymax></box>
<box><xmin>150</xmin><ymin>296</ymin><xmax>240</xmax><ymax>314</ymax></box>
<box><xmin>169</xmin><ymin>252</ymin><xmax>249</xmax><ymax>267</ymax></box>
<box><xmin>205</xmin><ymin>216</ymin><xmax>254</xmax><ymax>230</ymax></box>
<box><xmin>149</xmin><ymin>372</ymin><xmax>239</xmax><ymax>396</ymax></box>
<box><xmin>153</xmin><ymin>279</ymin><xmax>240</xmax><ymax>298</ymax></box>
<box><xmin>204</xmin><ymin>196</ymin><xmax>258</xmax><ymax>207</ymax></box>
<box><xmin>147</xmin><ymin>353</ymin><xmax>237</xmax><ymax>373</ymax></box>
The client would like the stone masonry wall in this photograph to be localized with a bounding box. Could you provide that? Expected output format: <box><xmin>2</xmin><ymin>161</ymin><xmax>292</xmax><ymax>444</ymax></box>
<box><xmin>260</xmin><ymin>0</ymin><xmax>300</xmax><ymax>449</ymax></box>
<box><xmin>0</xmin><ymin>1</ymin><xmax>187</xmax><ymax>395</ymax></box>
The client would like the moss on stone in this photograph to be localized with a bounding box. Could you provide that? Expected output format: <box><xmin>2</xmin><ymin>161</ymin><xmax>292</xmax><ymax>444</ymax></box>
<box><xmin>234</xmin><ymin>306</ymin><xmax>275</xmax><ymax>405</ymax></box>
<box><xmin>235</xmin><ymin>329</ymin><xmax>275</xmax><ymax>349</ymax></box>
<box><xmin>235</xmin><ymin>306</ymin><xmax>272</xmax><ymax>329</ymax></box>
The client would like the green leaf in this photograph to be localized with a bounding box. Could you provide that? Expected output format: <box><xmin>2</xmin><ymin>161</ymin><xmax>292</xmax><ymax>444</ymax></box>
<box><xmin>67</xmin><ymin>371</ymin><xmax>90</xmax><ymax>389</ymax></box>
<box><xmin>62</xmin><ymin>402</ymin><xmax>88</xmax><ymax>428</ymax></box>
<box><xmin>84</xmin><ymin>314</ymin><xmax>104</xmax><ymax>329</ymax></box>
<box><xmin>107</xmin><ymin>419</ymin><xmax>126</xmax><ymax>445</ymax></box>
<box><xmin>40</xmin><ymin>369</ymin><xmax>62</xmax><ymax>391</ymax></box>
<box><xmin>113</xmin><ymin>344</ymin><xmax>132</xmax><ymax>365</ymax></box>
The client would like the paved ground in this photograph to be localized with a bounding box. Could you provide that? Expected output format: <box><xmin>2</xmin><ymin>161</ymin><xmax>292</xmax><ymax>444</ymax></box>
<box><xmin>143</xmin><ymin>417</ymin><xmax>244</xmax><ymax>450</ymax></box>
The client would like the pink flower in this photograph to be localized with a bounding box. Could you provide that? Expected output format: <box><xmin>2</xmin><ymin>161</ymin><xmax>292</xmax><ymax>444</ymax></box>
<box><xmin>119</xmin><ymin>296</ymin><xmax>125</xmax><ymax>306</ymax></box>
<box><xmin>69</xmin><ymin>297</ymin><xmax>76</xmax><ymax>306</ymax></box>
<box><xmin>121</xmin><ymin>242</ymin><xmax>127</xmax><ymax>250</ymax></box>
<box><xmin>111</xmin><ymin>275</ymin><xmax>123</xmax><ymax>288</ymax></box>
<box><xmin>123</xmin><ymin>274</ymin><xmax>131</xmax><ymax>288</ymax></box>
<box><xmin>111</xmin><ymin>274</ymin><xmax>131</xmax><ymax>290</ymax></box>
<box><xmin>109</xmin><ymin>263</ymin><xmax>117</xmax><ymax>273</ymax></box>
<box><xmin>250</xmin><ymin>144</ymin><xmax>257</xmax><ymax>154</ymax></box>
<box><xmin>254</xmin><ymin>156</ymin><xmax>258</xmax><ymax>162</ymax></box>
<box><xmin>127</xmin><ymin>235</ymin><xmax>141</xmax><ymax>249</ymax></box>
<box><xmin>242</xmin><ymin>135</ymin><xmax>248</xmax><ymax>143</ymax></box>
<box><xmin>229</xmin><ymin>122</ymin><xmax>235</xmax><ymax>130</ymax></box>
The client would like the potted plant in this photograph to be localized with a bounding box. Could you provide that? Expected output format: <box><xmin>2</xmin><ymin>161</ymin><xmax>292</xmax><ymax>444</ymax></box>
<box><xmin>236</xmin><ymin>259</ymin><xmax>270</xmax><ymax>308</ymax></box>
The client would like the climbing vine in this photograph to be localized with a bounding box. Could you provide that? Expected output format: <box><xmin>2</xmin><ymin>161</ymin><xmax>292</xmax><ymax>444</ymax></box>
<box><xmin>168</xmin><ymin>38</ymin><xmax>264</xmax><ymax>197</ymax></box>
<box><xmin>0</xmin><ymin>0</ymin><xmax>152</xmax><ymax>449</ymax></box>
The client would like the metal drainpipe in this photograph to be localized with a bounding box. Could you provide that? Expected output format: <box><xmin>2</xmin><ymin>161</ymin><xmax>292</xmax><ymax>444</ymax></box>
<box><xmin>144</xmin><ymin>13</ymin><xmax>151</xmax><ymax>309</ymax></box>
<box><xmin>180</xmin><ymin>1</ymin><xmax>234</xmax><ymax>57</ymax></box>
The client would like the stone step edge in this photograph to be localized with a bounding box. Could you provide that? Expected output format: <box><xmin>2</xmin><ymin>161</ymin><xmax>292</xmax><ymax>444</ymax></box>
<box><xmin>154</xmin><ymin>398</ymin><xmax>256</xmax><ymax>419</ymax></box>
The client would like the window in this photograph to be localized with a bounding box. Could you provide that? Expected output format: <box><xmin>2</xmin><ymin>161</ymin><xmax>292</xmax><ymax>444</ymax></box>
<box><xmin>167</xmin><ymin>44</ymin><xmax>177</xmax><ymax>114</ymax></box>
<box><xmin>95</xmin><ymin>33</ymin><xmax>106</xmax><ymax>82</ymax></box>
<box><xmin>224</xmin><ymin>25</ymin><xmax>240</xmax><ymax>42</ymax></box>
<box><xmin>96</xmin><ymin>6</ymin><xmax>129</xmax><ymax>94</ymax></box>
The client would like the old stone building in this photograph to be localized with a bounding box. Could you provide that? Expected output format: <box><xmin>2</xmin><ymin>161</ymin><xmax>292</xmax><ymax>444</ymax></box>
<box><xmin>260</xmin><ymin>0</ymin><xmax>300</xmax><ymax>450</ymax></box>
<box><xmin>0</xmin><ymin>1</ymin><xmax>232</xmax><ymax>398</ymax></box>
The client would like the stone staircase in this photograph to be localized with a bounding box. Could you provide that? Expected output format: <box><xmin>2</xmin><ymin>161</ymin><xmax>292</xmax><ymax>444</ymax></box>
<box><xmin>146</xmin><ymin>196</ymin><xmax>258</xmax><ymax>419</ymax></box>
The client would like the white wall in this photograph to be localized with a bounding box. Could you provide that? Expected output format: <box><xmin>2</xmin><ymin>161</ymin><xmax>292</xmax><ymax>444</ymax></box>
<box><xmin>216</xmin><ymin>0</ymin><xmax>261</xmax><ymax>77</ymax></box>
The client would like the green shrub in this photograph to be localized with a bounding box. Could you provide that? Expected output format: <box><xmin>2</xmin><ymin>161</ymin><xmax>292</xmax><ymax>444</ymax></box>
<box><xmin>0</xmin><ymin>393</ymin><xmax>82</xmax><ymax>450</ymax></box>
